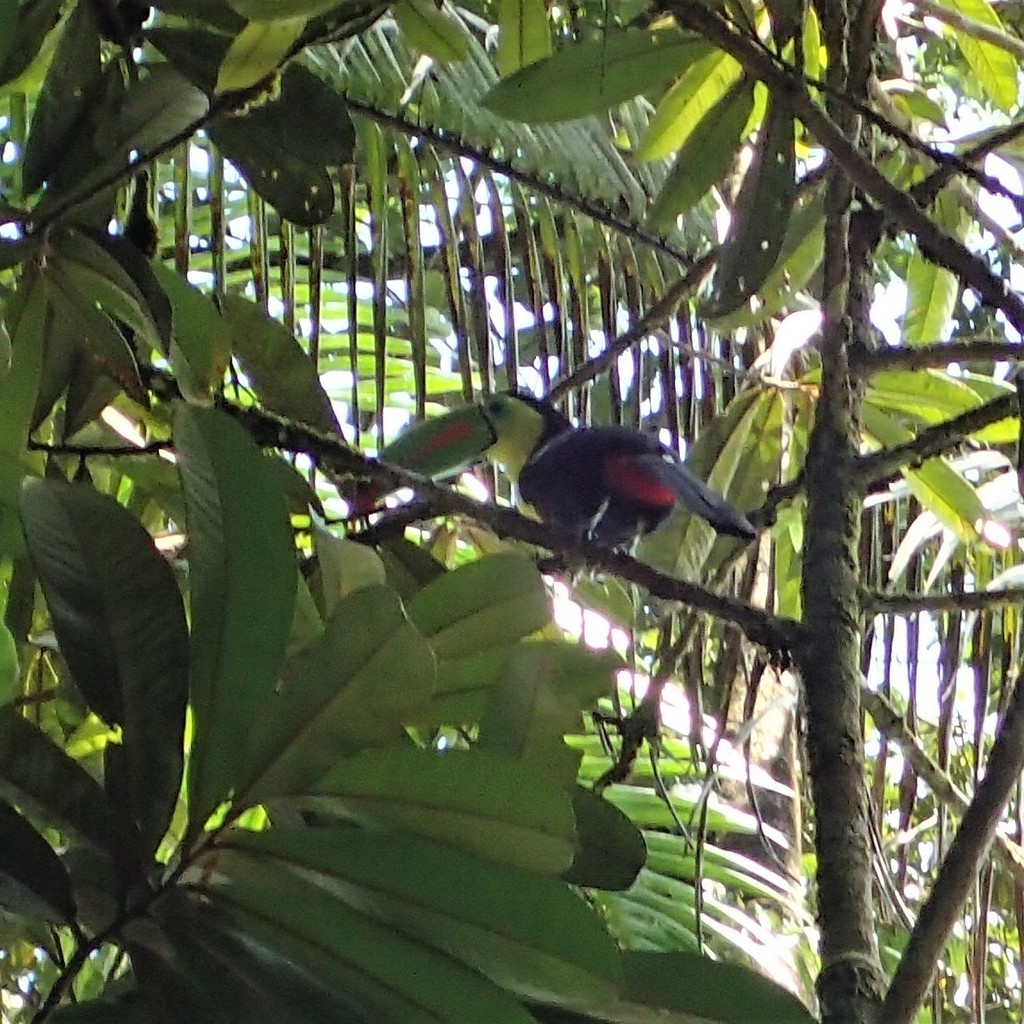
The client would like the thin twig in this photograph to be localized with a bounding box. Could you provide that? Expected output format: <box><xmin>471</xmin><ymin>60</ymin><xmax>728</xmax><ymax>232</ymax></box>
<box><xmin>864</xmin><ymin>587</ymin><xmax>1024</xmax><ymax>615</ymax></box>
<box><xmin>878</xmin><ymin>668</ymin><xmax>1024</xmax><ymax>1024</ymax></box>
<box><xmin>852</xmin><ymin>341</ymin><xmax>1024</xmax><ymax>374</ymax></box>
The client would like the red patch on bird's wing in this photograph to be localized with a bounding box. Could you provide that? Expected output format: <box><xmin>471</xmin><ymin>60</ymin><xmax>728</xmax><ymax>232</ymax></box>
<box><xmin>602</xmin><ymin>455</ymin><xmax>677</xmax><ymax>508</ymax></box>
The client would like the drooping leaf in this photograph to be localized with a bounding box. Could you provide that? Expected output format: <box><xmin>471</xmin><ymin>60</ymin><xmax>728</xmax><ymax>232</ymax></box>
<box><xmin>309</xmin><ymin>747</ymin><xmax>576</xmax><ymax>873</ymax></box>
<box><xmin>241</xmin><ymin>584</ymin><xmax>435</xmax><ymax>802</ymax></box>
<box><xmin>149</xmin><ymin>262</ymin><xmax>232</xmax><ymax>400</ymax></box>
<box><xmin>495</xmin><ymin>0</ymin><xmax>552</xmax><ymax>76</ymax></box>
<box><xmin>561</xmin><ymin>786</ymin><xmax>647</xmax><ymax>892</ymax></box>
<box><xmin>218</xmin><ymin>826</ymin><xmax>625</xmax><ymax>1006</ymax></box>
<box><xmin>904</xmin><ymin>251</ymin><xmax>960</xmax><ymax>346</ymax></box>
<box><xmin>0</xmin><ymin>708</ymin><xmax>136</xmax><ymax>869</ymax></box>
<box><xmin>0</xmin><ymin>799</ymin><xmax>76</xmax><ymax>923</ymax></box>
<box><xmin>406</xmin><ymin>553</ymin><xmax>550</xmax><ymax>660</ymax></box>
<box><xmin>174</xmin><ymin>405</ymin><xmax>296</xmax><ymax>834</ymax></box>
<box><xmin>392</xmin><ymin>0</ymin><xmax>471</xmax><ymax>63</ymax></box>
<box><xmin>0</xmin><ymin>0</ymin><xmax>63</xmax><ymax>93</ymax></box>
<box><xmin>938</xmin><ymin>0</ymin><xmax>1018</xmax><ymax>112</ymax></box>
<box><xmin>215</xmin><ymin>16</ymin><xmax>307</xmax><ymax>94</ymax></box>
<box><xmin>646</xmin><ymin>80</ymin><xmax>755</xmax><ymax>229</ymax></box>
<box><xmin>21</xmin><ymin>0</ymin><xmax>102</xmax><ymax>192</ymax></box>
<box><xmin>705</xmin><ymin>92</ymin><xmax>796</xmax><ymax>317</ymax></box>
<box><xmin>219</xmin><ymin>293</ymin><xmax>341</xmax><ymax>433</ymax></box>
<box><xmin>483</xmin><ymin>28</ymin><xmax>710</xmax><ymax>123</ymax></box>
<box><xmin>20</xmin><ymin>480</ymin><xmax>189</xmax><ymax>855</ymax></box>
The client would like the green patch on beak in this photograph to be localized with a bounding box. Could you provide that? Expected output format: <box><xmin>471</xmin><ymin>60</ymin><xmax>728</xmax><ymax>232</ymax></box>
<box><xmin>377</xmin><ymin>403</ymin><xmax>497</xmax><ymax>480</ymax></box>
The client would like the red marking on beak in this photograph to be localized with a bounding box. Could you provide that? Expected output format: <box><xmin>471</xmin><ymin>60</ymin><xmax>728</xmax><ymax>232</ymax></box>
<box><xmin>410</xmin><ymin>418</ymin><xmax>478</xmax><ymax>460</ymax></box>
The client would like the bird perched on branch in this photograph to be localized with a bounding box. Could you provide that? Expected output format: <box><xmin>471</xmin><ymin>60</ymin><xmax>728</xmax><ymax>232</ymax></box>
<box><xmin>361</xmin><ymin>389</ymin><xmax>756</xmax><ymax>550</ymax></box>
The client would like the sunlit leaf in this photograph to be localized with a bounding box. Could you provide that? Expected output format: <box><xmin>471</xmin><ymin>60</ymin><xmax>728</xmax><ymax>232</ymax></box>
<box><xmin>215</xmin><ymin>16</ymin><xmax>307</xmax><ymax>94</ymax></box>
<box><xmin>392</xmin><ymin>0</ymin><xmax>471</xmax><ymax>63</ymax></box>
<box><xmin>406</xmin><ymin>553</ymin><xmax>550</xmax><ymax>660</ymax></box>
<box><xmin>495</xmin><ymin>0</ymin><xmax>552</xmax><ymax>76</ymax></box>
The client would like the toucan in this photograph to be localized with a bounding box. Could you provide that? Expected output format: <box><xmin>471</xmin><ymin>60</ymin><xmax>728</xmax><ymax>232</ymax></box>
<box><xmin>363</xmin><ymin>390</ymin><xmax>756</xmax><ymax>549</ymax></box>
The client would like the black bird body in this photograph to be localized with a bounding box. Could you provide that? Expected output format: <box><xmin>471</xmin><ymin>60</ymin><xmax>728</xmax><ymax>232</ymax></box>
<box><xmin>373</xmin><ymin>389</ymin><xmax>756</xmax><ymax>549</ymax></box>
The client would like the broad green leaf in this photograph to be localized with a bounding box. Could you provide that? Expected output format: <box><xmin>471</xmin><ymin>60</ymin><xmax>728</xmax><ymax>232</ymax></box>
<box><xmin>706</xmin><ymin>92</ymin><xmax>796</xmax><ymax>317</ymax></box>
<box><xmin>496</xmin><ymin>0</ymin><xmax>552</xmax><ymax>76</ymax></box>
<box><xmin>215</xmin><ymin>16</ymin><xmax>307</xmax><ymax>94</ymax></box>
<box><xmin>161</xmin><ymin>879</ymin><xmax>536</xmax><ymax>1024</ymax></box>
<box><xmin>311</xmin><ymin>747</ymin><xmax>576</xmax><ymax>873</ymax></box>
<box><xmin>860</xmin><ymin>404</ymin><xmax>985</xmax><ymax>540</ymax></box>
<box><xmin>867</xmin><ymin>369</ymin><xmax>985</xmax><ymax>423</ymax></box>
<box><xmin>175</xmin><ymin>405</ymin><xmax>296</xmax><ymax>834</ymax></box>
<box><xmin>638</xmin><ymin>49</ymin><xmax>743</xmax><ymax>162</ymax></box>
<box><xmin>21</xmin><ymin>0</ymin><xmax>101</xmax><ymax>192</ymax></box>
<box><xmin>483</xmin><ymin>28</ymin><xmax>710</xmax><ymax>123</ymax></box>
<box><xmin>904</xmin><ymin>248</ymin><xmax>959</xmax><ymax>345</ymax></box>
<box><xmin>143</xmin><ymin>893</ymin><xmax>369</xmax><ymax>1024</ymax></box>
<box><xmin>0</xmin><ymin>800</ymin><xmax>76</xmax><ymax>923</ymax></box>
<box><xmin>149</xmin><ymin>262</ymin><xmax>232</xmax><ymax>400</ymax></box>
<box><xmin>20</xmin><ymin>480</ymin><xmax>189</xmax><ymax>855</ymax></box>
<box><xmin>615</xmin><ymin>950</ymin><xmax>816</xmax><ymax>1024</ymax></box>
<box><xmin>406</xmin><ymin>553</ymin><xmax>550</xmax><ymax>660</ymax></box>
<box><xmin>647</xmin><ymin>81</ymin><xmax>755</xmax><ymax>229</ymax></box>
<box><xmin>242</xmin><ymin>584</ymin><xmax>435</xmax><ymax>802</ymax></box>
<box><xmin>219</xmin><ymin>827</ymin><xmax>624</xmax><ymax>1005</ymax></box>
<box><xmin>937</xmin><ymin>0</ymin><xmax>1018</xmax><ymax>112</ymax></box>
<box><xmin>0</xmin><ymin>623</ymin><xmax>18</xmax><ymax>705</ymax></box>
<box><xmin>208</xmin><ymin>65</ymin><xmax>355</xmax><ymax>224</ymax></box>
<box><xmin>562</xmin><ymin>786</ymin><xmax>647</xmax><ymax>891</ymax></box>
<box><xmin>393</xmin><ymin>0</ymin><xmax>471</xmax><ymax>63</ymax></box>
<box><xmin>479</xmin><ymin>642</ymin><xmax>619</xmax><ymax>781</ymax></box>
<box><xmin>219</xmin><ymin>293</ymin><xmax>341</xmax><ymax>433</ymax></box>
<box><xmin>0</xmin><ymin>708</ymin><xmax>136</xmax><ymax>868</ymax></box>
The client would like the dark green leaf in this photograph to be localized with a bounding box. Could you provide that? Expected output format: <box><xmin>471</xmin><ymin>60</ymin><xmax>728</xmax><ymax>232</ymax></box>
<box><xmin>706</xmin><ymin>93</ymin><xmax>796</xmax><ymax>317</ymax></box>
<box><xmin>406</xmin><ymin>553</ymin><xmax>550</xmax><ymax>660</ymax></box>
<box><xmin>208</xmin><ymin>65</ymin><xmax>355</xmax><ymax>225</ymax></box>
<box><xmin>0</xmin><ymin>799</ymin><xmax>76</xmax><ymax>922</ymax></box>
<box><xmin>220</xmin><ymin>826</ymin><xmax>624</xmax><ymax>1006</ymax></box>
<box><xmin>242</xmin><ymin>584</ymin><xmax>435</xmax><ymax>802</ymax></box>
<box><xmin>311</xmin><ymin>747</ymin><xmax>576</xmax><ymax>873</ymax></box>
<box><xmin>174</xmin><ymin>405</ymin><xmax>296</xmax><ymax>834</ymax></box>
<box><xmin>0</xmin><ymin>708</ymin><xmax>136</xmax><ymax>868</ymax></box>
<box><xmin>145</xmin><ymin>26</ymin><xmax>232</xmax><ymax>94</ymax></box>
<box><xmin>21</xmin><ymin>0</ymin><xmax>102</xmax><ymax>191</ymax></box>
<box><xmin>20</xmin><ymin>479</ymin><xmax>189</xmax><ymax>855</ymax></box>
<box><xmin>483</xmin><ymin>28</ymin><xmax>709</xmax><ymax>123</ymax></box>
<box><xmin>163</xmin><ymin>878</ymin><xmax>535</xmax><ymax>1024</ymax></box>
<box><xmin>562</xmin><ymin>786</ymin><xmax>646</xmax><ymax>891</ymax></box>
<box><xmin>219</xmin><ymin>293</ymin><xmax>341</xmax><ymax>433</ymax></box>
<box><xmin>0</xmin><ymin>0</ymin><xmax>63</xmax><ymax>91</ymax></box>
